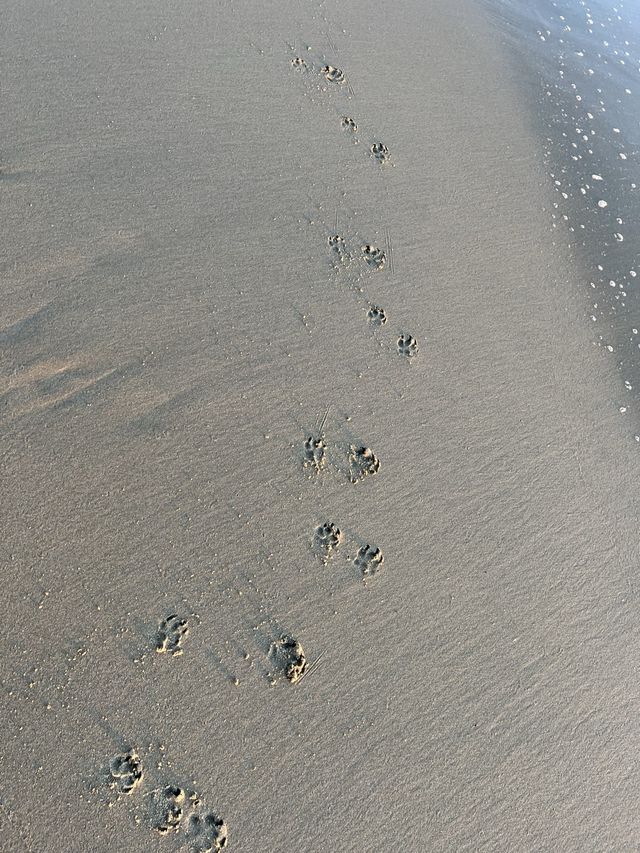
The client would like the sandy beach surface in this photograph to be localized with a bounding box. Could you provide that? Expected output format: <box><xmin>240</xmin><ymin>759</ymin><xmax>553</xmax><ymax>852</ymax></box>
<box><xmin>2</xmin><ymin>0</ymin><xmax>639</xmax><ymax>850</ymax></box>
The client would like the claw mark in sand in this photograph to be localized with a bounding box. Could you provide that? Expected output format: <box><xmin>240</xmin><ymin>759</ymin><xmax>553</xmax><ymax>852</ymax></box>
<box><xmin>349</xmin><ymin>445</ymin><xmax>380</xmax><ymax>482</ymax></box>
<box><xmin>156</xmin><ymin>614</ymin><xmax>189</xmax><ymax>656</ymax></box>
<box><xmin>367</xmin><ymin>306</ymin><xmax>387</xmax><ymax>326</ymax></box>
<box><xmin>397</xmin><ymin>334</ymin><xmax>419</xmax><ymax>360</ymax></box>
<box><xmin>314</xmin><ymin>521</ymin><xmax>344</xmax><ymax>560</ymax></box>
<box><xmin>362</xmin><ymin>244</ymin><xmax>386</xmax><ymax>270</ymax></box>
<box><xmin>109</xmin><ymin>750</ymin><xmax>143</xmax><ymax>795</ymax></box>
<box><xmin>354</xmin><ymin>544</ymin><xmax>384</xmax><ymax>578</ymax></box>
<box><xmin>371</xmin><ymin>142</ymin><xmax>391</xmax><ymax>164</ymax></box>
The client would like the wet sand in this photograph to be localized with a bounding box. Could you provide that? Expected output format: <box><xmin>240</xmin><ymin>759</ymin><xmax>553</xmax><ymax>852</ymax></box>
<box><xmin>1</xmin><ymin>0</ymin><xmax>639</xmax><ymax>850</ymax></box>
<box><xmin>486</xmin><ymin>0</ymin><xmax>640</xmax><ymax>426</ymax></box>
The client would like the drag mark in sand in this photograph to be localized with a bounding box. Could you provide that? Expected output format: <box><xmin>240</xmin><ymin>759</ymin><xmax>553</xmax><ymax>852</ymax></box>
<box><xmin>385</xmin><ymin>227</ymin><xmax>395</xmax><ymax>275</ymax></box>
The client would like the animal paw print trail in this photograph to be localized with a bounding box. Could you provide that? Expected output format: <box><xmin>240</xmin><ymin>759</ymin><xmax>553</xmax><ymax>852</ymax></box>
<box><xmin>104</xmin><ymin>748</ymin><xmax>228</xmax><ymax>849</ymax></box>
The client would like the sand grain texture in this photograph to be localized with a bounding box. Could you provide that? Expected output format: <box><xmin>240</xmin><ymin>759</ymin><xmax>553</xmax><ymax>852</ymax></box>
<box><xmin>1</xmin><ymin>0</ymin><xmax>638</xmax><ymax>850</ymax></box>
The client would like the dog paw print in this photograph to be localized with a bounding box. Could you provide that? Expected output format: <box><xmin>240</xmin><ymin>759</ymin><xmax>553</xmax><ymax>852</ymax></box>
<box><xmin>349</xmin><ymin>446</ymin><xmax>380</xmax><ymax>482</ymax></box>
<box><xmin>304</xmin><ymin>436</ymin><xmax>327</xmax><ymax>473</ymax></box>
<box><xmin>314</xmin><ymin>521</ymin><xmax>344</xmax><ymax>560</ymax></box>
<box><xmin>109</xmin><ymin>750</ymin><xmax>143</xmax><ymax>795</ymax></box>
<box><xmin>354</xmin><ymin>544</ymin><xmax>384</xmax><ymax>578</ymax></box>
<box><xmin>154</xmin><ymin>785</ymin><xmax>186</xmax><ymax>835</ymax></box>
<box><xmin>367</xmin><ymin>306</ymin><xmax>387</xmax><ymax>326</ymax></box>
<box><xmin>156</xmin><ymin>614</ymin><xmax>189</xmax><ymax>656</ymax></box>
<box><xmin>371</xmin><ymin>142</ymin><xmax>390</xmax><ymax>164</ymax></box>
<box><xmin>187</xmin><ymin>811</ymin><xmax>229</xmax><ymax>852</ymax></box>
<box><xmin>328</xmin><ymin>233</ymin><xmax>347</xmax><ymax>255</ymax></box>
<box><xmin>328</xmin><ymin>233</ymin><xmax>350</xmax><ymax>266</ymax></box>
<box><xmin>397</xmin><ymin>334</ymin><xmax>418</xmax><ymax>360</ymax></box>
<box><xmin>341</xmin><ymin>116</ymin><xmax>357</xmax><ymax>133</ymax></box>
<box><xmin>322</xmin><ymin>64</ymin><xmax>345</xmax><ymax>84</ymax></box>
<box><xmin>362</xmin><ymin>244</ymin><xmax>386</xmax><ymax>270</ymax></box>
<box><xmin>278</xmin><ymin>635</ymin><xmax>308</xmax><ymax>684</ymax></box>
<box><xmin>290</xmin><ymin>56</ymin><xmax>307</xmax><ymax>69</ymax></box>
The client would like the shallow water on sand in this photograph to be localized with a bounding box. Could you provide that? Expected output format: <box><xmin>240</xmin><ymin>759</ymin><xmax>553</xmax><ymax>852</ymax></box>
<box><xmin>485</xmin><ymin>0</ymin><xmax>640</xmax><ymax>433</ymax></box>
